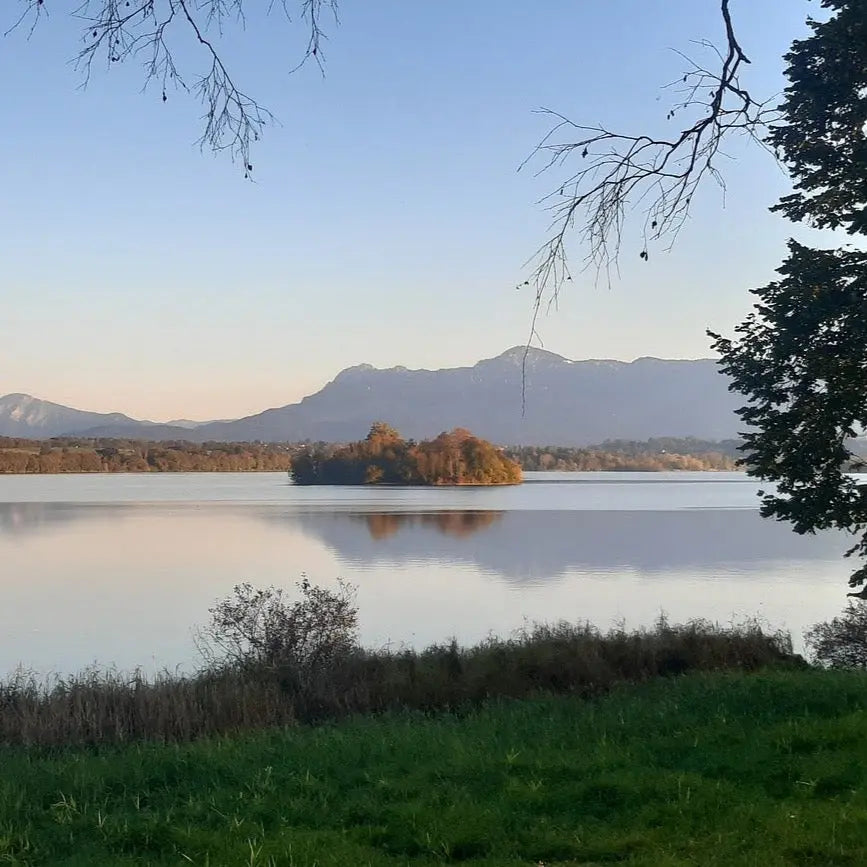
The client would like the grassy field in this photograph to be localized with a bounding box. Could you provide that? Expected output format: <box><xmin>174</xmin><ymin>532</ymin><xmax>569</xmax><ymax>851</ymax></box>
<box><xmin>2</xmin><ymin>668</ymin><xmax>866</xmax><ymax>865</ymax></box>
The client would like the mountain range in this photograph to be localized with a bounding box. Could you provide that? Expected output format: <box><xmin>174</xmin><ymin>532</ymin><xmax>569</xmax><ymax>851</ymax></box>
<box><xmin>0</xmin><ymin>347</ymin><xmax>742</xmax><ymax>445</ymax></box>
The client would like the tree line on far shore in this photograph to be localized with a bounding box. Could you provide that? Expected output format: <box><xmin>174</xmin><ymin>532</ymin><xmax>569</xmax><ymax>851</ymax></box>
<box><xmin>505</xmin><ymin>439</ymin><xmax>740</xmax><ymax>472</ymax></box>
<box><xmin>0</xmin><ymin>432</ymin><xmax>760</xmax><ymax>475</ymax></box>
<box><xmin>0</xmin><ymin>438</ymin><xmax>294</xmax><ymax>474</ymax></box>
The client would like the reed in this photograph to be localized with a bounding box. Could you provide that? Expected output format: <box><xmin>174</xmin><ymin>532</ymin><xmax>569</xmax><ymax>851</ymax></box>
<box><xmin>0</xmin><ymin>615</ymin><xmax>796</xmax><ymax>748</ymax></box>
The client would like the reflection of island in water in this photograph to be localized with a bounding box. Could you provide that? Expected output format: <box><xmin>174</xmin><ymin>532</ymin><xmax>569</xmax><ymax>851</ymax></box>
<box><xmin>295</xmin><ymin>509</ymin><xmax>852</xmax><ymax>583</ymax></box>
<box><xmin>1</xmin><ymin>502</ymin><xmax>853</xmax><ymax>585</ymax></box>
<box><xmin>360</xmin><ymin>511</ymin><xmax>503</xmax><ymax>539</ymax></box>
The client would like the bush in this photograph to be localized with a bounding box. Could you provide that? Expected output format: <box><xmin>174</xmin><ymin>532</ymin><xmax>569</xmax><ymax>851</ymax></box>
<box><xmin>197</xmin><ymin>579</ymin><xmax>358</xmax><ymax>672</ymax></box>
<box><xmin>805</xmin><ymin>601</ymin><xmax>867</xmax><ymax>668</ymax></box>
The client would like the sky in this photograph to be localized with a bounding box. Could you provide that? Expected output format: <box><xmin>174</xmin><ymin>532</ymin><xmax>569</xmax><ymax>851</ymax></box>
<box><xmin>0</xmin><ymin>1</ymin><xmax>828</xmax><ymax>421</ymax></box>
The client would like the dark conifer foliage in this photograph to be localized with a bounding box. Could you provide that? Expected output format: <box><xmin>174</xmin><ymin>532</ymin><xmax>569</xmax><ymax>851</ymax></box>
<box><xmin>769</xmin><ymin>0</ymin><xmax>867</xmax><ymax>234</ymax></box>
<box><xmin>711</xmin><ymin>0</ymin><xmax>867</xmax><ymax>590</ymax></box>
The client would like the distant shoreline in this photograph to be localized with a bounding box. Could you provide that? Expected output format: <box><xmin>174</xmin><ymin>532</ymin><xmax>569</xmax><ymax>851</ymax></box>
<box><xmin>0</xmin><ymin>467</ymin><xmax>739</xmax><ymax>476</ymax></box>
<box><xmin>0</xmin><ymin>435</ymin><xmax>740</xmax><ymax>475</ymax></box>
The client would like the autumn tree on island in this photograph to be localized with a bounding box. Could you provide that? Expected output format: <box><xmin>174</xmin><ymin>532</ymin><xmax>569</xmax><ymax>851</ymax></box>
<box><xmin>290</xmin><ymin>423</ymin><xmax>522</xmax><ymax>486</ymax></box>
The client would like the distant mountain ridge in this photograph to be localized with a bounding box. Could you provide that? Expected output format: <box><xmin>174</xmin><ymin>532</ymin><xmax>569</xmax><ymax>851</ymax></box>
<box><xmin>0</xmin><ymin>393</ymin><xmax>142</xmax><ymax>439</ymax></box>
<box><xmin>0</xmin><ymin>347</ymin><xmax>742</xmax><ymax>445</ymax></box>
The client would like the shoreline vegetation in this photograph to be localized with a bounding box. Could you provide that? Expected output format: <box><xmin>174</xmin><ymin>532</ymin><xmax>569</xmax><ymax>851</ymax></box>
<box><xmin>0</xmin><ymin>433</ymin><xmax>741</xmax><ymax>475</ymax></box>
<box><xmin>0</xmin><ymin>588</ymin><xmax>796</xmax><ymax>748</ymax></box>
<box><xmin>2</xmin><ymin>584</ymin><xmax>866</xmax><ymax>864</ymax></box>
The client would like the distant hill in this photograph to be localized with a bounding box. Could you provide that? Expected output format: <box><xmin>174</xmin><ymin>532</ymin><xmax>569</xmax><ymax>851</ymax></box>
<box><xmin>75</xmin><ymin>421</ymin><xmax>201</xmax><ymax>439</ymax></box>
<box><xmin>0</xmin><ymin>348</ymin><xmax>744</xmax><ymax>445</ymax></box>
<box><xmin>0</xmin><ymin>398</ymin><xmax>223</xmax><ymax>441</ymax></box>
<box><xmin>186</xmin><ymin>347</ymin><xmax>743</xmax><ymax>445</ymax></box>
<box><xmin>0</xmin><ymin>393</ymin><xmax>143</xmax><ymax>439</ymax></box>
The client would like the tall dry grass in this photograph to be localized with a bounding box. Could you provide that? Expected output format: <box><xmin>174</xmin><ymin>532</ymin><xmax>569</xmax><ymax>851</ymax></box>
<box><xmin>0</xmin><ymin>615</ymin><xmax>797</xmax><ymax>748</ymax></box>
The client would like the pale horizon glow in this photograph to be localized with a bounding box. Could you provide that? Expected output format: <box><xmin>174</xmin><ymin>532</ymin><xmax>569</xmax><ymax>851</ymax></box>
<box><xmin>0</xmin><ymin>2</ymin><xmax>823</xmax><ymax>420</ymax></box>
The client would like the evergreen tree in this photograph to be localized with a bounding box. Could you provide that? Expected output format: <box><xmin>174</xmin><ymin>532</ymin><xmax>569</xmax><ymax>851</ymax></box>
<box><xmin>710</xmin><ymin>0</ymin><xmax>867</xmax><ymax>591</ymax></box>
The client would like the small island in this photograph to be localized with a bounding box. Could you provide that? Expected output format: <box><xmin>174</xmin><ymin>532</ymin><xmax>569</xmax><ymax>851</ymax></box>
<box><xmin>290</xmin><ymin>422</ymin><xmax>523</xmax><ymax>486</ymax></box>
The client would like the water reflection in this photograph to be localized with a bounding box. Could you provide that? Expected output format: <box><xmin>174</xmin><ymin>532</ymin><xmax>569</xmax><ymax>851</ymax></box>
<box><xmin>0</xmin><ymin>502</ymin><xmax>102</xmax><ymax>537</ymax></box>
<box><xmin>0</xmin><ymin>487</ymin><xmax>855</xmax><ymax>674</ymax></box>
<box><xmin>358</xmin><ymin>510</ymin><xmax>503</xmax><ymax>540</ymax></box>
<box><xmin>1</xmin><ymin>502</ymin><xmax>850</xmax><ymax>583</ymax></box>
<box><xmin>295</xmin><ymin>509</ymin><xmax>849</xmax><ymax>582</ymax></box>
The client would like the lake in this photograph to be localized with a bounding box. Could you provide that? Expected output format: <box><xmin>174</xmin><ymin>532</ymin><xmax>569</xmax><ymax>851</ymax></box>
<box><xmin>0</xmin><ymin>471</ymin><xmax>856</xmax><ymax>675</ymax></box>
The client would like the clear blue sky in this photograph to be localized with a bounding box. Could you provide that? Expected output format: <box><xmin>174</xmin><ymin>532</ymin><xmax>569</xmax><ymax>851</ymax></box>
<box><xmin>0</xmin><ymin>1</ymin><xmax>824</xmax><ymax>420</ymax></box>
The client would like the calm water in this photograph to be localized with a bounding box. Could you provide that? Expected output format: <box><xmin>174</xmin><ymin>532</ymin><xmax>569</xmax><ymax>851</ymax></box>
<box><xmin>0</xmin><ymin>471</ymin><xmax>856</xmax><ymax>674</ymax></box>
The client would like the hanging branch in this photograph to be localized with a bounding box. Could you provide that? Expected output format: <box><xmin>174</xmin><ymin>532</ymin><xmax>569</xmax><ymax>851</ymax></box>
<box><xmin>521</xmin><ymin>0</ymin><xmax>778</xmax><ymax>320</ymax></box>
<box><xmin>7</xmin><ymin>0</ymin><xmax>339</xmax><ymax>173</ymax></box>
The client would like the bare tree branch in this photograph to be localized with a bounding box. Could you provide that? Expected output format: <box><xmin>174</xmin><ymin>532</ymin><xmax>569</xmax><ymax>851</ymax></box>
<box><xmin>7</xmin><ymin>0</ymin><xmax>339</xmax><ymax>173</ymax></box>
<box><xmin>520</xmin><ymin>0</ymin><xmax>779</xmax><ymax>326</ymax></box>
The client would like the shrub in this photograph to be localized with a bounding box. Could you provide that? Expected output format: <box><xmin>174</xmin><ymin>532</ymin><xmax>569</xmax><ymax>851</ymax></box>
<box><xmin>197</xmin><ymin>579</ymin><xmax>358</xmax><ymax>672</ymax></box>
<box><xmin>805</xmin><ymin>601</ymin><xmax>867</xmax><ymax>668</ymax></box>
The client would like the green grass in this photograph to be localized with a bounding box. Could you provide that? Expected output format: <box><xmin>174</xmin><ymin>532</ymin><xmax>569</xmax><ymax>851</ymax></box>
<box><xmin>2</xmin><ymin>669</ymin><xmax>867</xmax><ymax>865</ymax></box>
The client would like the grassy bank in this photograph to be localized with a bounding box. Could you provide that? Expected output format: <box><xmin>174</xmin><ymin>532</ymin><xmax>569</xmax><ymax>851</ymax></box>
<box><xmin>2</xmin><ymin>669</ymin><xmax>866</xmax><ymax>865</ymax></box>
